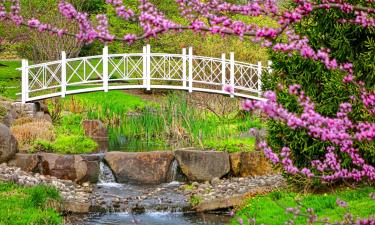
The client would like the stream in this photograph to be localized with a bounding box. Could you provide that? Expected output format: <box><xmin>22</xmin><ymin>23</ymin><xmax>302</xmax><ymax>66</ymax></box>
<box><xmin>65</xmin><ymin>161</ymin><xmax>232</xmax><ymax>225</ymax></box>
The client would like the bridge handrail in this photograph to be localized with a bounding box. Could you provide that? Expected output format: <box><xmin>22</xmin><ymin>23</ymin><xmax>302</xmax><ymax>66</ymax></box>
<box><xmin>19</xmin><ymin>45</ymin><xmax>271</xmax><ymax>103</ymax></box>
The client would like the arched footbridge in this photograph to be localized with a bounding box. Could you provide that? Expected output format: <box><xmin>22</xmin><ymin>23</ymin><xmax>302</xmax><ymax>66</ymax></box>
<box><xmin>19</xmin><ymin>45</ymin><xmax>271</xmax><ymax>103</ymax></box>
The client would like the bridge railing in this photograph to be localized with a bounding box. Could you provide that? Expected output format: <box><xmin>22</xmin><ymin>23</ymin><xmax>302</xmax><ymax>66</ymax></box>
<box><xmin>20</xmin><ymin>45</ymin><xmax>271</xmax><ymax>103</ymax></box>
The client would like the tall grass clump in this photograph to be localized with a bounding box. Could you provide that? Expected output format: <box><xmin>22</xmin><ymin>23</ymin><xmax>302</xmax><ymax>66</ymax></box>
<box><xmin>11</xmin><ymin>118</ymin><xmax>56</xmax><ymax>151</ymax></box>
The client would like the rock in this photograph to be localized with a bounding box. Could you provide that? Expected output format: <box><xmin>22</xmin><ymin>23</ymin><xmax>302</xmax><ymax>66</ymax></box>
<box><xmin>62</xmin><ymin>201</ymin><xmax>91</xmax><ymax>213</ymax></box>
<box><xmin>0</xmin><ymin>102</ymin><xmax>17</xmax><ymax>127</ymax></box>
<box><xmin>233</xmin><ymin>152</ymin><xmax>274</xmax><ymax>177</ymax></box>
<box><xmin>0</xmin><ymin>123</ymin><xmax>18</xmax><ymax>163</ymax></box>
<box><xmin>104</xmin><ymin>151</ymin><xmax>175</xmax><ymax>184</ymax></box>
<box><xmin>174</xmin><ymin>150</ymin><xmax>230</xmax><ymax>181</ymax></box>
<box><xmin>82</xmin><ymin>120</ymin><xmax>108</xmax><ymax>152</ymax></box>
<box><xmin>195</xmin><ymin>195</ymin><xmax>245</xmax><ymax>212</ymax></box>
<box><xmin>35</xmin><ymin>111</ymin><xmax>52</xmax><ymax>123</ymax></box>
<box><xmin>229</xmin><ymin>152</ymin><xmax>241</xmax><ymax>176</ymax></box>
<box><xmin>11</xmin><ymin>102</ymin><xmax>37</xmax><ymax>117</ymax></box>
<box><xmin>39</xmin><ymin>153</ymin><xmax>99</xmax><ymax>183</ymax></box>
<box><xmin>7</xmin><ymin>153</ymin><xmax>39</xmax><ymax>172</ymax></box>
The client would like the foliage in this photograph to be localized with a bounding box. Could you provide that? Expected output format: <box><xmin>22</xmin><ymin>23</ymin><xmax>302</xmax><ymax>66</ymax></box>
<box><xmin>107</xmin><ymin>92</ymin><xmax>261</xmax><ymax>151</ymax></box>
<box><xmin>0</xmin><ymin>60</ymin><xmax>21</xmax><ymax>100</ymax></box>
<box><xmin>0</xmin><ymin>182</ymin><xmax>62</xmax><ymax>225</ymax></box>
<box><xmin>11</xmin><ymin>118</ymin><xmax>56</xmax><ymax>151</ymax></box>
<box><xmin>190</xmin><ymin>195</ymin><xmax>202</xmax><ymax>207</ymax></box>
<box><xmin>233</xmin><ymin>187</ymin><xmax>375</xmax><ymax>225</ymax></box>
<box><xmin>262</xmin><ymin>0</ymin><xmax>375</xmax><ymax>184</ymax></box>
<box><xmin>31</xmin><ymin>135</ymin><xmax>98</xmax><ymax>154</ymax></box>
<box><xmin>203</xmin><ymin>137</ymin><xmax>256</xmax><ymax>153</ymax></box>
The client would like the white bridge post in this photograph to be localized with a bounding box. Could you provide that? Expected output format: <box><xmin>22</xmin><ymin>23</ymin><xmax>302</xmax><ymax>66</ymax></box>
<box><xmin>146</xmin><ymin>44</ymin><xmax>151</xmax><ymax>91</ymax></box>
<box><xmin>61</xmin><ymin>51</ymin><xmax>66</xmax><ymax>98</ymax></box>
<box><xmin>230</xmin><ymin>52</ymin><xmax>235</xmax><ymax>98</ymax></box>
<box><xmin>257</xmin><ymin>61</ymin><xmax>262</xmax><ymax>96</ymax></box>
<box><xmin>143</xmin><ymin>46</ymin><xmax>146</xmax><ymax>88</ymax></box>
<box><xmin>21</xmin><ymin>59</ymin><xmax>29</xmax><ymax>104</ymax></box>
<box><xmin>188</xmin><ymin>47</ymin><xmax>193</xmax><ymax>93</ymax></box>
<box><xmin>221</xmin><ymin>53</ymin><xmax>226</xmax><ymax>92</ymax></box>
<box><xmin>182</xmin><ymin>48</ymin><xmax>187</xmax><ymax>88</ymax></box>
<box><xmin>103</xmin><ymin>46</ymin><xmax>109</xmax><ymax>92</ymax></box>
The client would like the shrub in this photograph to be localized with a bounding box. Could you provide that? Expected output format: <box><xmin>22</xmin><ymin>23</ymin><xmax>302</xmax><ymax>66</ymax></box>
<box><xmin>32</xmin><ymin>135</ymin><xmax>98</xmax><ymax>154</ymax></box>
<box><xmin>52</xmin><ymin>135</ymin><xmax>98</xmax><ymax>154</ymax></box>
<box><xmin>262</xmin><ymin>0</ymin><xmax>375</xmax><ymax>185</ymax></box>
<box><xmin>11</xmin><ymin>118</ymin><xmax>55</xmax><ymax>151</ymax></box>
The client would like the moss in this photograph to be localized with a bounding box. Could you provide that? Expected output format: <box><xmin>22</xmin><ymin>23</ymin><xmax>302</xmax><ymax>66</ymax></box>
<box><xmin>190</xmin><ymin>195</ymin><xmax>202</xmax><ymax>207</ymax></box>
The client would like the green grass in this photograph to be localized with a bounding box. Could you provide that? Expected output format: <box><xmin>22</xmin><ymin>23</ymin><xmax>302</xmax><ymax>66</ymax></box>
<box><xmin>0</xmin><ymin>60</ymin><xmax>21</xmax><ymax>100</ymax></box>
<box><xmin>52</xmin><ymin>91</ymin><xmax>263</xmax><ymax>152</ymax></box>
<box><xmin>203</xmin><ymin>137</ymin><xmax>256</xmax><ymax>153</ymax></box>
<box><xmin>31</xmin><ymin>135</ymin><xmax>98</xmax><ymax>154</ymax></box>
<box><xmin>233</xmin><ymin>187</ymin><xmax>375</xmax><ymax>225</ymax></box>
<box><xmin>0</xmin><ymin>61</ymin><xmax>21</xmax><ymax>79</ymax></box>
<box><xmin>0</xmin><ymin>182</ymin><xmax>62</xmax><ymax>225</ymax></box>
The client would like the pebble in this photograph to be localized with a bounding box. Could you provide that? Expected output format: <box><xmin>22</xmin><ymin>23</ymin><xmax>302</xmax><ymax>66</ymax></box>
<box><xmin>180</xmin><ymin>174</ymin><xmax>286</xmax><ymax>203</ymax></box>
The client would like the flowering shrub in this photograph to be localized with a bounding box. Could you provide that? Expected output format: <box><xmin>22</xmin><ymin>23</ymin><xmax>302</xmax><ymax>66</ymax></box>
<box><xmin>0</xmin><ymin>0</ymin><xmax>374</xmax><ymax>183</ymax></box>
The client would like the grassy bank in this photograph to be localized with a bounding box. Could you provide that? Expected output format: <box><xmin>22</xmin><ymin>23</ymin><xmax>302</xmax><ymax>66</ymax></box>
<box><xmin>0</xmin><ymin>60</ymin><xmax>21</xmax><ymax>100</ymax></box>
<box><xmin>233</xmin><ymin>187</ymin><xmax>375</xmax><ymax>225</ymax></box>
<box><xmin>52</xmin><ymin>90</ymin><xmax>261</xmax><ymax>152</ymax></box>
<box><xmin>0</xmin><ymin>182</ymin><xmax>62</xmax><ymax>225</ymax></box>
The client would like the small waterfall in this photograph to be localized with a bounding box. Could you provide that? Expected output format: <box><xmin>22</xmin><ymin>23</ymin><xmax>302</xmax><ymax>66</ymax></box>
<box><xmin>167</xmin><ymin>159</ymin><xmax>179</xmax><ymax>182</ymax></box>
<box><xmin>98</xmin><ymin>161</ymin><xmax>117</xmax><ymax>184</ymax></box>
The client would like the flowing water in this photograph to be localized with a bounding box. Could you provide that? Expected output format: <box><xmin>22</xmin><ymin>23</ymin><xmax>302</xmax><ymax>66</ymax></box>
<box><xmin>65</xmin><ymin>160</ymin><xmax>231</xmax><ymax>225</ymax></box>
<box><xmin>65</xmin><ymin>212</ymin><xmax>231</xmax><ymax>225</ymax></box>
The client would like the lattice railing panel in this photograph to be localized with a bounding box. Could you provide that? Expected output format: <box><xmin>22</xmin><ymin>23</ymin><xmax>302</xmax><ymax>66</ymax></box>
<box><xmin>125</xmin><ymin>56</ymin><xmax>143</xmax><ymax>79</ymax></box>
<box><xmin>150</xmin><ymin>56</ymin><xmax>183</xmax><ymax>80</ymax></box>
<box><xmin>28</xmin><ymin>63</ymin><xmax>62</xmax><ymax>91</ymax></box>
<box><xmin>234</xmin><ymin>64</ymin><xmax>259</xmax><ymax>91</ymax></box>
<box><xmin>66</xmin><ymin>58</ymin><xmax>103</xmax><ymax>84</ymax></box>
<box><xmin>192</xmin><ymin>58</ymin><xmax>222</xmax><ymax>84</ymax></box>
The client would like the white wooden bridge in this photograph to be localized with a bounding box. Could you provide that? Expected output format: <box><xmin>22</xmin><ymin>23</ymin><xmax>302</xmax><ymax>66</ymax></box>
<box><xmin>20</xmin><ymin>45</ymin><xmax>271</xmax><ymax>103</ymax></box>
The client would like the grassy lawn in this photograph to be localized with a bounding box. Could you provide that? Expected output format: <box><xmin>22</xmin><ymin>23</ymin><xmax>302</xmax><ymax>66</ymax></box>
<box><xmin>0</xmin><ymin>60</ymin><xmax>21</xmax><ymax>100</ymax></box>
<box><xmin>0</xmin><ymin>182</ymin><xmax>62</xmax><ymax>225</ymax></box>
<box><xmin>233</xmin><ymin>187</ymin><xmax>375</xmax><ymax>225</ymax></box>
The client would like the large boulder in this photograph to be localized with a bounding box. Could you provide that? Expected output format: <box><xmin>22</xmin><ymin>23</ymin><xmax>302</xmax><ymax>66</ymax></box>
<box><xmin>104</xmin><ymin>151</ymin><xmax>175</xmax><ymax>184</ymax></box>
<box><xmin>8</xmin><ymin>153</ymin><xmax>39</xmax><ymax>172</ymax></box>
<box><xmin>39</xmin><ymin>153</ymin><xmax>99</xmax><ymax>183</ymax></box>
<box><xmin>174</xmin><ymin>150</ymin><xmax>230</xmax><ymax>181</ymax></box>
<box><xmin>229</xmin><ymin>151</ymin><xmax>274</xmax><ymax>177</ymax></box>
<box><xmin>0</xmin><ymin>123</ymin><xmax>18</xmax><ymax>163</ymax></box>
<box><xmin>0</xmin><ymin>102</ymin><xmax>17</xmax><ymax>127</ymax></box>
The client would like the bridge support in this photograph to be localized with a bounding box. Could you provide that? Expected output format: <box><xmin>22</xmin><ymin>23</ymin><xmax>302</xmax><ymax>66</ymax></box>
<box><xmin>103</xmin><ymin>46</ymin><xmax>109</xmax><ymax>92</ymax></box>
<box><xmin>146</xmin><ymin>44</ymin><xmax>151</xmax><ymax>91</ymax></box>
<box><xmin>188</xmin><ymin>47</ymin><xmax>193</xmax><ymax>93</ymax></box>
<box><xmin>230</xmin><ymin>52</ymin><xmax>235</xmax><ymax>98</ymax></box>
<box><xmin>21</xmin><ymin>59</ymin><xmax>29</xmax><ymax>104</ymax></box>
<box><xmin>257</xmin><ymin>61</ymin><xmax>262</xmax><ymax>97</ymax></box>
<box><xmin>61</xmin><ymin>51</ymin><xmax>67</xmax><ymax>98</ymax></box>
<box><xmin>182</xmin><ymin>48</ymin><xmax>187</xmax><ymax>88</ymax></box>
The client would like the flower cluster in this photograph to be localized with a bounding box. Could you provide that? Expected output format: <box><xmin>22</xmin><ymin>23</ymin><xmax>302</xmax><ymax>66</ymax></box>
<box><xmin>242</xmin><ymin>84</ymin><xmax>375</xmax><ymax>182</ymax></box>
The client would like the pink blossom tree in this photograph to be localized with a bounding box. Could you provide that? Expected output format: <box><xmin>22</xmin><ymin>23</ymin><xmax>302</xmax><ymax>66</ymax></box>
<box><xmin>1</xmin><ymin>0</ymin><xmax>374</xmax><ymax>183</ymax></box>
